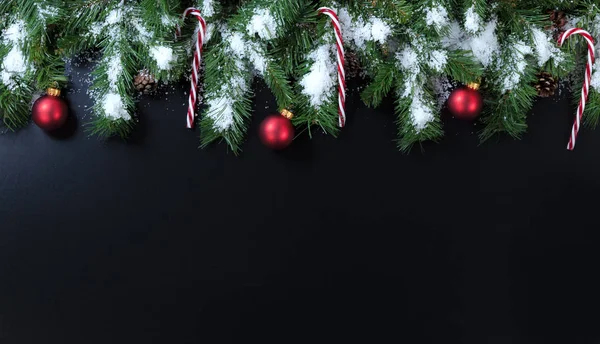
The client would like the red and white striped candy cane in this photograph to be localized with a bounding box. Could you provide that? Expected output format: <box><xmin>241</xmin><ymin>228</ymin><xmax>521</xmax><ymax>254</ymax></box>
<box><xmin>180</xmin><ymin>7</ymin><xmax>207</xmax><ymax>129</ymax></box>
<box><xmin>318</xmin><ymin>7</ymin><xmax>346</xmax><ymax>127</ymax></box>
<box><xmin>558</xmin><ymin>28</ymin><xmax>596</xmax><ymax>150</ymax></box>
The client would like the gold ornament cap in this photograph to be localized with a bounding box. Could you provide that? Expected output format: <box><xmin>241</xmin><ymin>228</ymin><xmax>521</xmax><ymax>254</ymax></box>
<box><xmin>281</xmin><ymin>109</ymin><xmax>294</xmax><ymax>120</ymax></box>
<box><xmin>466</xmin><ymin>82</ymin><xmax>481</xmax><ymax>91</ymax></box>
<box><xmin>47</xmin><ymin>87</ymin><xmax>61</xmax><ymax>97</ymax></box>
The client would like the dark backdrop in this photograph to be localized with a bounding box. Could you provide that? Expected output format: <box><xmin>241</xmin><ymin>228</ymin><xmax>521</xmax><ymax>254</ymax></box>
<box><xmin>1</xmin><ymin>61</ymin><xmax>600</xmax><ymax>344</ymax></box>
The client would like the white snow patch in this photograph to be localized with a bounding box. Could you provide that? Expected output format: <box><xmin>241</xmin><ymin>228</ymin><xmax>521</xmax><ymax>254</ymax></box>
<box><xmin>151</xmin><ymin>46</ymin><xmax>175</xmax><ymax>71</ymax></box>
<box><xmin>106</xmin><ymin>8</ymin><xmax>123</xmax><ymax>25</ymax></box>
<box><xmin>246</xmin><ymin>8</ymin><xmax>279</xmax><ymax>40</ymax></box>
<box><xmin>1</xmin><ymin>47</ymin><xmax>30</xmax><ymax>90</ymax></box>
<box><xmin>424</xmin><ymin>3</ymin><xmax>449</xmax><ymax>31</ymax></box>
<box><xmin>443</xmin><ymin>20</ymin><xmax>499</xmax><ymax>68</ymax></box>
<box><xmin>102</xmin><ymin>93</ymin><xmax>130</xmax><ymax>120</ymax></box>
<box><xmin>299</xmin><ymin>44</ymin><xmax>337</xmax><ymax>107</ymax></box>
<box><xmin>499</xmin><ymin>40</ymin><xmax>533</xmax><ymax>93</ymax></box>
<box><xmin>427</xmin><ymin>50</ymin><xmax>448</xmax><ymax>72</ymax></box>
<box><xmin>338</xmin><ymin>8</ymin><xmax>392</xmax><ymax>50</ymax></box>
<box><xmin>201</xmin><ymin>0</ymin><xmax>215</xmax><ymax>18</ymax></box>
<box><xmin>3</xmin><ymin>21</ymin><xmax>26</xmax><ymax>44</ymax></box>
<box><xmin>106</xmin><ymin>54</ymin><xmax>122</xmax><ymax>90</ymax></box>
<box><xmin>409</xmin><ymin>89</ymin><xmax>435</xmax><ymax>132</ymax></box>
<box><xmin>591</xmin><ymin>59</ymin><xmax>600</xmax><ymax>92</ymax></box>
<box><xmin>464</xmin><ymin>5</ymin><xmax>481</xmax><ymax>34</ymax></box>
<box><xmin>531</xmin><ymin>27</ymin><xmax>564</xmax><ymax>67</ymax></box>
<box><xmin>396</xmin><ymin>46</ymin><xmax>420</xmax><ymax>98</ymax></box>
<box><xmin>206</xmin><ymin>75</ymin><xmax>248</xmax><ymax>132</ymax></box>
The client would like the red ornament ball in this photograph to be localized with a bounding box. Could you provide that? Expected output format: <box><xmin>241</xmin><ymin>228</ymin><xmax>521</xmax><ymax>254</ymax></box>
<box><xmin>259</xmin><ymin>114</ymin><xmax>295</xmax><ymax>150</ymax></box>
<box><xmin>447</xmin><ymin>86</ymin><xmax>483</xmax><ymax>120</ymax></box>
<box><xmin>32</xmin><ymin>92</ymin><xmax>68</xmax><ymax>131</ymax></box>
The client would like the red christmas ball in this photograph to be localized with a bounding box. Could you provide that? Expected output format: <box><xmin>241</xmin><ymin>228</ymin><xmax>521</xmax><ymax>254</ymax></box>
<box><xmin>447</xmin><ymin>86</ymin><xmax>483</xmax><ymax>120</ymax></box>
<box><xmin>259</xmin><ymin>114</ymin><xmax>295</xmax><ymax>150</ymax></box>
<box><xmin>32</xmin><ymin>92</ymin><xmax>68</xmax><ymax>131</ymax></box>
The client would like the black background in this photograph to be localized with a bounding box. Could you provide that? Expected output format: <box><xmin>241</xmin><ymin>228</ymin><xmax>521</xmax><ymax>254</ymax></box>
<box><xmin>1</xmin><ymin>61</ymin><xmax>600</xmax><ymax>343</ymax></box>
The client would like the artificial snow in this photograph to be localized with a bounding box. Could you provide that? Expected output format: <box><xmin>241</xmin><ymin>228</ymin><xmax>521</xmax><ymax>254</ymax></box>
<box><xmin>3</xmin><ymin>20</ymin><xmax>25</xmax><ymax>44</ymax></box>
<box><xmin>591</xmin><ymin>59</ymin><xmax>600</xmax><ymax>92</ymax></box>
<box><xmin>531</xmin><ymin>27</ymin><xmax>563</xmax><ymax>67</ymax></box>
<box><xmin>499</xmin><ymin>40</ymin><xmax>533</xmax><ymax>93</ymax></box>
<box><xmin>206</xmin><ymin>75</ymin><xmax>248</xmax><ymax>132</ymax></box>
<box><xmin>151</xmin><ymin>46</ymin><xmax>175</xmax><ymax>71</ymax></box>
<box><xmin>102</xmin><ymin>93</ymin><xmax>130</xmax><ymax>120</ymax></box>
<box><xmin>133</xmin><ymin>19</ymin><xmax>153</xmax><ymax>44</ymax></box>
<box><xmin>427</xmin><ymin>50</ymin><xmax>448</xmax><ymax>72</ymax></box>
<box><xmin>201</xmin><ymin>0</ymin><xmax>215</xmax><ymax>18</ymax></box>
<box><xmin>247</xmin><ymin>43</ymin><xmax>267</xmax><ymax>76</ymax></box>
<box><xmin>106</xmin><ymin>8</ymin><xmax>123</xmax><ymax>25</ymax></box>
<box><xmin>464</xmin><ymin>5</ymin><xmax>481</xmax><ymax>34</ymax></box>
<box><xmin>299</xmin><ymin>44</ymin><xmax>337</xmax><ymax>107</ymax></box>
<box><xmin>106</xmin><ymin>54</ymin><xmax>122</xmax><ymax>89</ymax></box>
<box><xmin>0</xmin><ymin>45</ymin><xmax>30</xmax><ymax>90</ymax></box>
<box><xmin>337</xmin><ymin>8</ymin><xmax>392</xmax><ymax>50</ymax></box>
<box><xmin>409</xmin><ymin>89</ymin><xmax>435</xmax><ymax>132</ymax></box>
<box><xmin>424</xmin><ymin>3</ymin><xmax>449</xmax><ymax>31</ymax></box>
<box><xmin>443</xmin><ymin>20</ymin><xmax>499</xmax><ymax>68</ymax></box>
<box><xmin>35</xmin><ymin>3</ymin><xmax>59</xmax><ymax>22</ymax></box>
<box><xmin>396</xmin><ymin>46</ymin><xmax>420</xmax><ymax>98</ymax></box>
<box><xmin>227</xmin><ymin>31</ymin><xmax>246</xmax><ymax>58</ymax></box>
<box><xmin>247</xmin><ymin>8</ymin><xmax>278</xmax><ymax>40</ymax></box>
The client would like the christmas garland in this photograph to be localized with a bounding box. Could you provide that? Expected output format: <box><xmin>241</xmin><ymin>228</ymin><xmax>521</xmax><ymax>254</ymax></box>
<box><xmin>0</xmin><ymin>0</ymin><xmax>599</xmax><ymax>154</ymax></box>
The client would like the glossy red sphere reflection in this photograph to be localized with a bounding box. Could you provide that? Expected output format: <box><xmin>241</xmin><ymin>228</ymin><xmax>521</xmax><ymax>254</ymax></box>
<box><xmin>447</xmin><ymin>87</ymin><xmax>483</xmax><ymax>120</ymax></box>
<box><xmin>259</xmin><ymin>114</ymin><xmax>295</xmax><ymax>150</ymax></box>
<box><xmin>32</xmin><ymin>95</ymin><xmax>68</xmax><ymax>131</ymax></box>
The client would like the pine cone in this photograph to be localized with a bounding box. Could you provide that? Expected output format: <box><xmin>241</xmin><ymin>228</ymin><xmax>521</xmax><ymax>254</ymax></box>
<box><xmin>535</xmin><ymin>72</ymin><xmax>558</xmax><ymax>98</ymax></box>
<box><xmin>134</xmin><ymin>70</ymin><xmax>157</xmax><ymax>95</ymax></box>
<box><xmin>346</xmin><ymin>50</ymin><xmax>361</xmax><ymax>79</ymax></box>
<box><xmin>546</xmin><ymin>10</ymin><xmax>567</xmax><ymax>40</ymax></box>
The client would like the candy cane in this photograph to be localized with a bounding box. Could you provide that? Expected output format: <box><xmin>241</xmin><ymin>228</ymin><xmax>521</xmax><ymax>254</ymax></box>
<box><xmin>558</xmin><ymin>28</ymin><xmax>596</xmax><ymax>150</ymax></box>
<box><xmin>180</xmin><ymin>8</ymin><xmax>207</xmax><ymax>129</ymax></box>
<box><xmin>318</xmin><ymin>7</ymin><xmax>346</xmax><ymax>127</ymax></box>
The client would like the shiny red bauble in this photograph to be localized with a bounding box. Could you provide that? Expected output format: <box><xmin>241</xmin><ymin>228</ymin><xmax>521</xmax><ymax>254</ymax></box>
<box><xmin>32</xmin><ymin>93</ymin><xmax>68</xmax><ymax>131</ymax></box>
<box><xmin>259</xmin><ymin>114</ymin><xmax>295</xmax><ymax>150</ymax></box>
<box><xmin>447</xmin><ymin>86</ymin><xmax>483</xmax><ymax>120</ymax></box>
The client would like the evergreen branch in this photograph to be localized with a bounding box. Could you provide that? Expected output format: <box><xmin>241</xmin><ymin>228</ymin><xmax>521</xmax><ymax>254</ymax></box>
<box><xmin>479</xmin><ymin>84</ymin><xmax>537</xmax><ymax>141</ymax></box>
<box><xmin>394</xmin><ymin>89</ymin><xmax>444</xmax><ymax>152</ymax></box>
<box><xmin>361</xmin><ymin>61</ymin><xmax>396</xmax><ymax>108</ymax></box>
<box><xmin>264</xmin><ymin>60</ymin><xmax>293</xmax><ymax>110</ymax></box>
<box><xmin>444</xmin><ymin>49</ymin><xmax>483</xmax><ymax>84</ymax></box>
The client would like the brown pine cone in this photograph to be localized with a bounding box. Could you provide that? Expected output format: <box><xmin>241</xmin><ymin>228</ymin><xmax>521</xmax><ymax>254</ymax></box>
<box><xmin>546</xmin><ymin>10</ymin><xmax>567</xmax><ymax>40</ymax></box>
<box><xmin>535</xmin><ymin>72</ymin><xmax>558</xmax><ymax>98</ymax></box>
<box><xmin>346</xmin><ymin>50</ymin><xmax>361</xmax><ymax>79</ymax></box>
<box><xmin>134</xmin><ymin>70</ymin><xmax>157</xmax><ymax>95</ymax></box>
